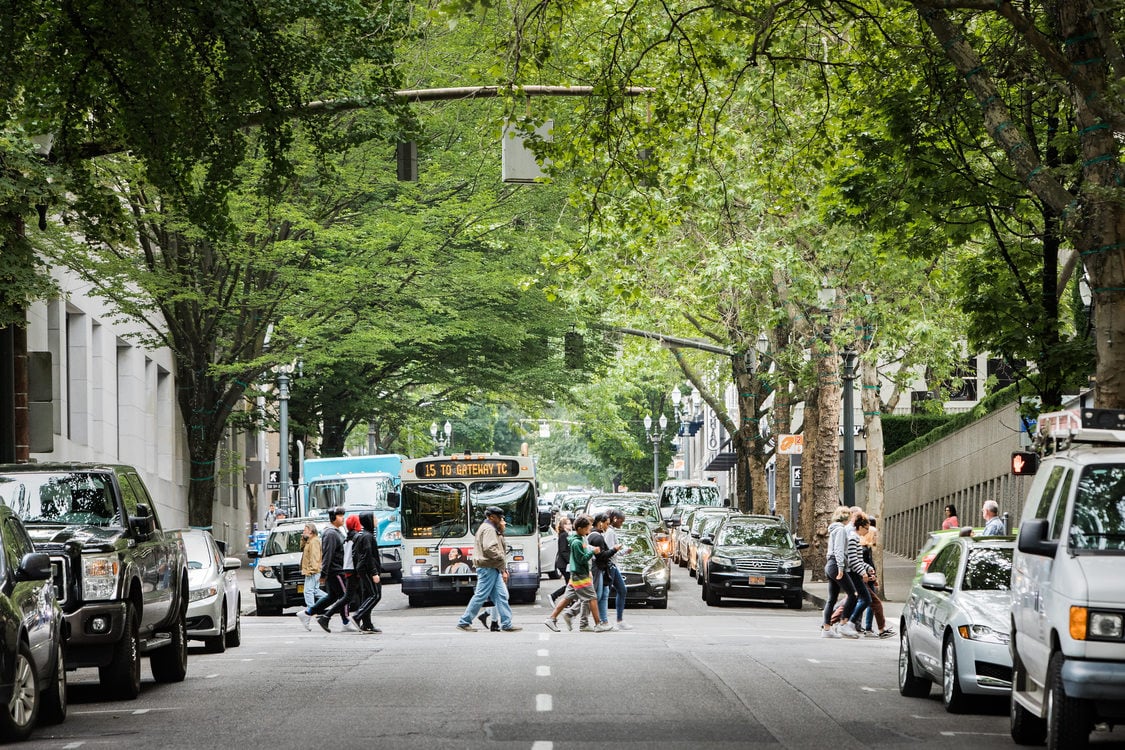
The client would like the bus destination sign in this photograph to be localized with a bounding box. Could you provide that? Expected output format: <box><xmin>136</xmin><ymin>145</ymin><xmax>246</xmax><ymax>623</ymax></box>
<box><xmin>417</xmin><ymin>458</ymin><xmax>521</xmax><ymax>479</ymax></box>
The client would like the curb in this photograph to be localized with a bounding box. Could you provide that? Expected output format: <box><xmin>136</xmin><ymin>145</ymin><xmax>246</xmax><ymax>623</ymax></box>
<box><xmin>803</xmin><ymin>588</ymin><xmax>826</xmax><ymax>610</ymax></box>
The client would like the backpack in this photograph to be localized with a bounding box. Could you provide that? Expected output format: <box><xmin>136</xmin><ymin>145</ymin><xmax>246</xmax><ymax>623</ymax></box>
<box><xmin>342</xmin><ymin>533</ymin><xmax>355</xmax><ymax>571</ymax></box>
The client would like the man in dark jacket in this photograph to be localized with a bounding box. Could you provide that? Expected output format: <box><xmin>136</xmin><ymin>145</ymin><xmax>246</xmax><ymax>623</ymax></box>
<box><xmin>350</xmin><ymin>512</ymin><xmax>384</xmax><ymax>633</ymax></box>
<box><xmin>299</xmin><ymin>506</ymin><xmax>349</xmax><ymax>632</ymax></box>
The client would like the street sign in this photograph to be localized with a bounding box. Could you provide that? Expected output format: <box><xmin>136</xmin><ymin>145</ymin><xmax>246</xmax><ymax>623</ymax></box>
<box><xmin>266</xmin><ymin>470</ymin><xmax>280</xmax><ymax>490</ymax></box>
<box><xmin>778</xmin><ymin>434</ymin><xmax>803</xmax><ymax>455</ymax></box>
<box><xmin>791</xmin><ymin>466</ymin><xmax>802</xmax><ymax>488</ymax></box>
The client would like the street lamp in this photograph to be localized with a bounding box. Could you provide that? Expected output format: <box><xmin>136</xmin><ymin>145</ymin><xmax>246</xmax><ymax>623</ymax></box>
<box><xmin>841</xmin><ymin>347</ymin><xmax>858</xmax><ymax>507</ymax></box>
<box><xmin>644</xmin><ymin>414</ymin><xmax>669</xmax><ymax>491</ymax></box>
<box><xmin>671</xmin><ymin>386</ymin><xmax>702</xmax><ymax>480</ymax></box>
<box><xmin>430</xmin><ymin>420</ymin><xmax>452</xmax><ymax>455</ymax></box>
<box><xmin>277</xmin><ymin>363</ymin><xmax>293</xmax><ymax>513</ymax></box>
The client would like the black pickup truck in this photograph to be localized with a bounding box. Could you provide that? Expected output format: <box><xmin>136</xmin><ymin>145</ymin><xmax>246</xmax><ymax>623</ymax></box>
<box><xmin>0</xmin><ymin>463</ymin><xmax>189</xmax><ymax>700</ymax></box>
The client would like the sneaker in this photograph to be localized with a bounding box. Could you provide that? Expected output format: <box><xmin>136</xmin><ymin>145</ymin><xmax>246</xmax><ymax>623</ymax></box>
<box><xmin>544</xmin><ymin>618</ymin><xmax>560</xmax><ymax>632</ymax></box>
<box><xmin>863</xmin><ymin>629</ymin><xmax>881</xmax><ymax>639</ymax></box>
<box><xmin>501</xmin><ymin>625</ymin><xmax>523</xmax><ymax>632</ymax></box>
<box><xmin>821</xmin><ymin>627</ymin><xmax>842</xmax><ymax>639</ymax></box>
<box><xmin>491</xmin><ymin>622</ymin><xmax>500</xmax><ymax>632</ymax></box>
<box><xmin>316</xmin><ymin>616</ymin><xmax>331</xmax><ymax>633</ymax></box>
<box><xmin>561</xmin><ymin>612</ymin><xmax>574</xmax><ymax>631</ymax></box>
<box><xmin>879</xmin><ymin>628</ymin><xmax>895</xmax><ymax>639</ymax></box>
<box><xmin>616</xmin><ymin>621</ymin><xmax>634</xmax><ymax>631</ymax></box>
<box><xmin>579</xmin><ymin>625</ymin><xmax>594</xmax><ymax>632</ymax></box>
<box><xmin>477</xmin><ymin>613</ymin><xmax>490</xmax><ymax>629</ymax></box>
<box><xmin>839</xmin><ymin>622</ymin><xmax>860</xmax><ymax>639</ymax></box>
<box><xmin>343</xmin><ymin>620</ymin><xmax>359</xmax><ymax>632</ymax></box>
<box><xmin>456</xmin><ymin>623</ymin><xmax>478</xmax><ymax>632</ymax></box>
<box><xmin>359</xmin><ymin>626</ymin><xmax>381</xmax><ymax>634</ymax></box>
<box><xmin>594</xmin><ymin>622</ymin><xmax>614</xmax><ymax>632</ymax></box>
<box><xmin>296</xmin><ymin>611</ymin><xmax>313</xmax><ymax>631</ymax></box>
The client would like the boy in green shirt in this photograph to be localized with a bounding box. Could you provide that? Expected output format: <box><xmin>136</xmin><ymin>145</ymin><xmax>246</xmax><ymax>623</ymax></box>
<box><xmin>543</xmin><ymin>515</ymin><xmax>611</xmax><ymax>632</ymax></box>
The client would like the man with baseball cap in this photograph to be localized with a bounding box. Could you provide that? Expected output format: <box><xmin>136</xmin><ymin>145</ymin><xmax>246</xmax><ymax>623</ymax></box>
<box><xmin>456</xmin><ymin>506</ymin><xmax>522</xmax><ymax>632</ymax></box>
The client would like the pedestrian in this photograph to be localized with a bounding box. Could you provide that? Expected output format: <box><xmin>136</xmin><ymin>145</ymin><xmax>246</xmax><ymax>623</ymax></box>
<box><xmin>571</xmin><ymin>513</ymin><xmax>617</xmax><ymax>630</ymax></box>
<box><xmin>350</xmin><ymin>512</ymin><xmax>383</xmax><ymax>634</ymax></box>
<box><xmin>838</xmin><ymin>512</ymin><xmax>874</xmax><ymax>637</ymax></box>
<box><xmin>859</xmin><ymin>519</ymin><xmax>894</xmax><ymax>638</ymax></box>
<box><xmin>981</xmin><ymin>500</ymin><xmax>1005</xmax><ymax>535</ymax></box>
<box><xmin>544</xmin><ymin>514</ymin><xmax>612</xmax><ymax>632</ymax></box>
<box><xmin>604</xmin><ymin>510</ymin><xmax>632</xmax><ymax>630</ymax></box>
<box><xmin>549</xmin><ymin>515</ymin><xmax>573</xmax><ymax>602</ymax></box>
<box><xmin>821</xmin><ymin>506</ymin><xmax>856</xmax><ymax>639</ymax></box>
<box><xmin>941</xmin><ymin>503</ymin><xmax>960</xmax><ymax>530</ymax></box>
<box><xmin>299</xmin><ymin>523</ymin><xmax>322</xmax><ymax>610</ymax></box>
<box><xmin>264</xmin><ymin>502</ymin><xmax>279</xmax><ymax>530</ymax></box>
<box><xmin>298</xmin><ymin>506</ymin><xmax>350</xmax><ymax>632</ymax></box>
<box><xmin>338</xmin><ymin>515</ymin><xmax>362</xmax><ymax>632</ymax></box>
<box><xmin>455</xmin><ymin>506</ymin><xmax>522</xmax><ymax>632</ymax></box>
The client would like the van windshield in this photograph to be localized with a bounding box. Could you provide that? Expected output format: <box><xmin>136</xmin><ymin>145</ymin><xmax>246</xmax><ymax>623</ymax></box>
<box><xmin>660</xmin><ymin>484</ymin><xmax>722</xmax><ymax>508</ymax></box>
<box><xmin>1070</xmin><ymin>464</ymin><xmax>1125</xmax><ymax>553</ymax></box>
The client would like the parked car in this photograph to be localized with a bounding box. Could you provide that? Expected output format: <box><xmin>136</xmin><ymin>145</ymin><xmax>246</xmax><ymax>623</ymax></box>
<box><xmin>913</xmin><ymin>527</ymin><xmax>978</xmax><ymax>581</ymax></box>
<box><xmin>898</xmin><ymin>535</ymin><xmax>1015</xmax><ymax>712</ymax></box>
<box><xmin>0</xmin><ymin>463</ymin><xmax>189</xmax><ymax>701</ymax></box>
<box><xmin>688</xmin><ymin>508</ymin><xmax>738</xmax><ymax>578</ymax></box>
<box><xmin>606</xmin><ymin>520</ymin><xmax>670</xmax><ymax>609</ymax></box>
<box><xmin>673</xmin><ymin>507</ymin><xmax>701</xmax><ymax>566</ymax></box>
<box><xmin>250</xmin><ymin>519</ymin><xmax>328</xmax><ymax>615</ymax></box>
<box><xmin>699</xmin><ymin>514</ymin><xmax>806</xmax><ymax>609</ymax></box>
<box><xmin>586</xmin><ymin>494</ymin><xmax>673</xmax><ymax>558</ymax></box>
<box><xmin>1007</xmin><ymin>408</ymin><xmax>1125</xmax><ymax>747</ymax></box>
<box><xmin>176</xmin><ymin>529</ymin><xmax>242</xmax><ymax>653</ymax></box>
<box><xmin>0</xmin><ymin>505</ymin><xmax>66</xmax><ymax>741</ymax></box>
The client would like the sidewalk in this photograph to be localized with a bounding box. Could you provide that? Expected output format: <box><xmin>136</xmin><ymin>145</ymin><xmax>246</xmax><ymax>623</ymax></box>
<box><xmin>802</xmin><ymin>551</ymin><xmax>916</xmax><ymax>611</ymax></box>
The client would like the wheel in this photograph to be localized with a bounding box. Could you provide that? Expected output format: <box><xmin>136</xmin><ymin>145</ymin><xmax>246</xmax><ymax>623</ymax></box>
<box><xmin>942</xmin><ymin>636</ymin><xmax>967</xmax><ymax>713</ymax></box>
<box><xmin>651</xmin><ymin>597</ymin><xmax>668</xmax><ymax>610</ymax></box>
<box><xmin>0</xmin><ymin>640</ymin><xmax>39</xmax><ymax>741</ymax></box>
<box><xmin>150</xmin><ymin>605</ymin><xmax>188</xmax><ymax>684</ymax></box>
<box><xmin>786</xmin><ymin>595</ymin><xmax>803</xmax><ymax>610</ymax></box>
<box><xmin>205</xmin><ymin>606</ymin><xmax>227</xmax><ymax>653</ymax></box>
<box><xmin>225</xmin><ymin>597</ymin><xmax>242</xmax><ymax>648</ymax></box>
<box><xmin>407</xmin><ymin>594</ymin><xmax>426</xmax><ymax>607</ymax></box>
<box><xmin>39</xmin><ymin>638</ymin><xmax>67</xmax><ymax>726</ymax></box>
<box><xmin>1010</xmin><ymin>648</ymin><xmax>1046</xmax><ymax>745</ymax></box>
<box><xmin>704</xmin><ymin>581</ymin><xmax>721</xmax><ymax>606</ymax></box>
<box><xmin>897</xmin><ymin>630</ymin><xmax>931</xmax><ymax>698</ymax></box>
<box><xmin>1046</xmin><ymin>652</ymin><xmax>1092</xmax><ymax>750</ymax></box>
<box><xmin>100</xmin><ymin>603</ymin><xmax>141</xmax><ymax>700</ymax></box>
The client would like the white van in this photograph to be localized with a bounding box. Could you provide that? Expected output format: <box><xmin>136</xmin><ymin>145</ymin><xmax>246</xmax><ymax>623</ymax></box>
<box><xmin>656</xmin><ymin>479</ymin><xmax>727</xmax><ymax>526</ymax></box>
<box><xmin>1008</xmin><ymin>408</ymin><xmax>1125</xmax><ymax>747</ymax></box>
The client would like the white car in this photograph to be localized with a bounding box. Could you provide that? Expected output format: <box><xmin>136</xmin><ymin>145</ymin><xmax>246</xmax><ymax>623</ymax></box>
<box><xmin>250</xmin><ymin>519</ymin><xmax>330</xmax><ymax>615</ymax></box>
<box><xmin>177</xmin><ymin>528</ymin><xmax>242</xmax><ymax>652</ymax></box>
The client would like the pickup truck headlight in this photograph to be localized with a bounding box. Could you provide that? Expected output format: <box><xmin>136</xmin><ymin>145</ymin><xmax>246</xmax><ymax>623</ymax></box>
<box><xmin>82</xmin><ymin>555</ymin><xmax>120</xmax><ymax>601</ymax></box>
<box><xmin>258</xmin><ymin>565</ymin><xmax>276</xmax><ymax>579</ymax></box>
<box><xmin>190</xmin><ymin>586</ymin><xmax>218</xmax><ymax>602</ymax></box>
<box><xmin>957</xmin><ymin>624</ymin><xmax>1009</xmax><ymax>644</ymax></box>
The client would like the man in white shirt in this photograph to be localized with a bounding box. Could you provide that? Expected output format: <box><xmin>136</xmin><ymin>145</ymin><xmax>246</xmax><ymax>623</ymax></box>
<box><xmin>981</xmin><ymin>500</ymin><xmax>1006</xmax><ymax>535</ymax></box>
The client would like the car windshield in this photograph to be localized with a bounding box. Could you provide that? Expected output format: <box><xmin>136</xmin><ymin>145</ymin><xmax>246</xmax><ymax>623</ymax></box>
<box><xmin>718</xmin><ymin>522</ymin><xmax>793</xmax><ymax>548</ymax></box>
<box><xmin>590</xmin><ymin>499</ymin><xmax>659</xmax><ymax>526</ymax></box>
<box><xmin>0</xmin><ymin>471</ymin><xmax>120</xmax><ymax>526</ymax></box>
<box><xmin>661</xmin><ymin>484</ymin><xmax>722</xmax><ymax>508</ymax></box>
<box><xmin>181</xmin><ymin>532</ymin><xmax>215</xmax><ymax>570</ymax></box>
<box><xmin>1070</xmin><ymin>464</ymin><xmax>1125</xmax><ymax>553</ymax></box>
<box><xmin>618</xmin><ymin>529</ymin><xmax>654</xmax><ymax>556</ymax></box>
<box><xmin>264</xmin><ymin>528</ymin><xmax>308</xmax><ymax>556</ymax></box>
<box><xmin>961</xmin><ymin>547</ymin><xmax>1014</xmax><ymax>591</ymax></box>
<box><xmin>692</xmin><ymin>512</ymin><xmax>725</xmax><ymax>534</ymax></box>
<box><xmin>307</xmin><ymin>475</ymin><xmax>395</xmax><ymax>516</ymax></box>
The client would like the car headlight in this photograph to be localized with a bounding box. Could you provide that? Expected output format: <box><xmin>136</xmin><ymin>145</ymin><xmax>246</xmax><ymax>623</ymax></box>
<box><xmin>711</xmin><ymin>555</ymin><xmax>735</xmax><ymax>569</ymax></box>
<box><xmin>957</xmin><ymin>624</ymin><xmax>1009</xmax><ymax>644</ymax></box>
<box><xmin>258</xmin><ymin>565</ymin><xmax>276</xmax><ymax>579</ymax></box>
<box><xmin>780</xmin><ymin>558</ymin><xmax>803</xmax><ymax>570</ymax></box>
<box><xmin>644</xmin><ymin>565</ymin><xmax>669</xmax><ymax>584</ymax></box>
<box><xmin>190</xmin><ymin>586</ymin><xmax>218</xmax><ymax>602</ymax></box>
<box><xmin>81</xmin><ymin>555</ymin><xmax>119</xmax><ymax>601</ymax></box>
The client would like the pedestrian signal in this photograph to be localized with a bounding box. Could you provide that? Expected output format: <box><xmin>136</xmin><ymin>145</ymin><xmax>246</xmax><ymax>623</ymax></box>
<box><xmin>1011</xmin><ymin>451</ymin><xmax>1040</xmax><ymax>476</ymax></box>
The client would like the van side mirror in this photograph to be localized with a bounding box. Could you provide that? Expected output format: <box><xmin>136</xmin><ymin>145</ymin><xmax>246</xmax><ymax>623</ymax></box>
<box><xmin>1017</xmin><ymin>518</ymin><xmax>1058</xmax><ymax>557</ymax></box>
<box><xmin>387</xmin><ymin>490</ymin><xmax>400</xmax><ymax>509</ymax></box>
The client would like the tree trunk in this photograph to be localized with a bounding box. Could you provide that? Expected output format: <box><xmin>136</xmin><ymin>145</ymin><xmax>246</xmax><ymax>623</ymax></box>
<box><xmin>860</xmin><ymin>358</ymin><xmax>887</xmax><ymax>598</ymax></box>
<box><xmin>806</xmin><ymin>341</ymin><xmax>842</xmax><ymax>582</ymax></box>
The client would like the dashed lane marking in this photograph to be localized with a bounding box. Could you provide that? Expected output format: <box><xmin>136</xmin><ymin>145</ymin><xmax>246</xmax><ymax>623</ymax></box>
<box><xmin>537</xmin><ymin>649</ymin><xmax>549</xmax><ymax>657</ymax></box>
<box><xmin>536</xmin><ymin>694</ymin><xmax>552</xmax><ymax>711</ymax></box>
<box><xmin>536</xmin><ymin>665</ymin><xmax>551</xmax><ymax>677</ymax></box>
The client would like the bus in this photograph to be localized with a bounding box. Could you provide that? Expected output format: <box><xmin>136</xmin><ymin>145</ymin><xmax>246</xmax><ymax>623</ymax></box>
<box><xmin>397</xmin><ymin>453</ymin><xmax>540</xmax><ymax>607</ymax></box>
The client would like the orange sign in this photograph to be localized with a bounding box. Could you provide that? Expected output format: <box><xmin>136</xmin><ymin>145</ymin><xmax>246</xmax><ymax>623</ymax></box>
<box><xmin>778</xmin><ymin>434</ymin><xmax>804</xmax><ymax>455</ymax></box>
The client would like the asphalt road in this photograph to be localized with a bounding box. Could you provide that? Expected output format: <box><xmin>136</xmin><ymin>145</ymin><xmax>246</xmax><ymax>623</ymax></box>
<box><xmin>19</xmin><ymin>564</ymin><xmax>1125</xmax><ymax>749</ymax></box>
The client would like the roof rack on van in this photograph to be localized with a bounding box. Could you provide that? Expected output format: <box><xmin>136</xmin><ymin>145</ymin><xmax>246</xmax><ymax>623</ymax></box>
<box><xmin>1036</xmin><ymin>408</ymin><xmax>1125</xmax><ymax>452</ymax></box>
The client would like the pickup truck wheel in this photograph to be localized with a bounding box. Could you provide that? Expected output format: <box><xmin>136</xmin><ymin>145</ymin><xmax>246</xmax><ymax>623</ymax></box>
<box><xmin>204</xmin><ymin>607</ymin><xmax>227</xmax><ymax>654</ymax></box>
<box><xmin>1046</xmin><ymin>652</ymin><xmax>1092</xmax><ymax>750</ymax></box>
<box><xmin>39</xmin><ymin>639</ymin><xmax>67</xmax><ymax>725</ymax></box>
<box><xmin>225</xmin><ymin>597</ymin><xmax>242</xmax><ymax>648</ymax></box>
<box><xmin>150</xmin><ymin>609</ymin><xmax>188</xmax><ymax>684</ymax></box>
<box><xmin>100</xmin><ymin>604</ymin><xmax>141</xmax><ymax>700</ymax></box>
<box><xmin>0</xmin><ymin>641</ymin><xmax>40</xmax><ymax>741</ymax></box>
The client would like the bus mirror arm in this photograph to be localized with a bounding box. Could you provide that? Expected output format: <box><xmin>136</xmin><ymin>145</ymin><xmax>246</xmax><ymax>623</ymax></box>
<box><xmin>387</xmin><ymin>490</ymin><xmax>400</xmax><ymax>509</ymax></box>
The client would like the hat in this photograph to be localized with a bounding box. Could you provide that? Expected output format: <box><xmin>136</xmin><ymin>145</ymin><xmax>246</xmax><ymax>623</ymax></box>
<box><xmin>485</xmin><ymin>506</ymin><xmax>505</xmax><ymax>517</ymax></box>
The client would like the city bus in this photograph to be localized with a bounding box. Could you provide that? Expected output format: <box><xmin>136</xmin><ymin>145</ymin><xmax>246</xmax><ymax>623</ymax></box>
<box><xmin>397</xmin><ymin>453</ymin><xmax>540</xmax><ymax>607</ymax></box>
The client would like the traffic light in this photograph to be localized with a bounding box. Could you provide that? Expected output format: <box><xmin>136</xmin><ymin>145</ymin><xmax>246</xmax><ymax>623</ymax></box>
<box><xmin>1011</xmin><ymin>451</ymin><xmax>1040</xmax><ymax>476</ymax></box>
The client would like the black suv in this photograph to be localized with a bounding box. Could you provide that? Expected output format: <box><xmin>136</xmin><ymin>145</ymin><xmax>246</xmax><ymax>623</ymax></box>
<box><xmin>699</xmin><ymin>514</ymin><xmax>807</xmax><ymax>609</ymax></box>
<box><xmin>0</xmin><ymin>464</ymin><xmax>188</xmax><ymax>700</ymax></box>
<box><xmin>0</xmin><ymin>505</ymin><xmax>66</xmax><ymax>741</ymax></box>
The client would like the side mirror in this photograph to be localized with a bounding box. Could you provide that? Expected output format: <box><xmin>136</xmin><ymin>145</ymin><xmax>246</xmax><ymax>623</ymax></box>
<box><xmin>387</xmin><ymin>490</ymin><xmax>401</xmax><ymax>509</ymax></box>
<box><xmin>1017</xmin><ymin>518</ymin><xmax>1058</xmax><ymax>557</ymax></box>
<box><xmin>795</xmin><ymin>538</ymin><xmax>809</xmax><ymax>550</ymax></box>
<box><xmin>700</xmin><ymin>536</ymin><xmax>713</xmax><ymax>546</ymax></box>
<box><xmin>247</xmin><ymin>548</ymin><xmax>262</xmax><ymax>559</ymax></box>
<box><xmin>15</xmin><ymin>552</ymin><xmax>52</xmax><ymax>582</ymax></box>
<box><xmin>222</xmin><ymin>556</ymin><xmax>242</xmax><ymax>571</ymax></box>
<box><xmin>130</xmin><ymin>504</ymin><xmax>155</xmax><ymax>538</ymax></box>
<box><xmin>538</xmin><ymin>510</ymin><xmax>552</xmax><ymax>533</ymax></box>
<box><xmin>215</xmin><ymin>539</ymin><xmax>228</xmax><ymax>555</ymax></box>
<box><xmin>920</xmin><ymin>571</ymin><xmax>949</xmax><ymax>591</ymax></box>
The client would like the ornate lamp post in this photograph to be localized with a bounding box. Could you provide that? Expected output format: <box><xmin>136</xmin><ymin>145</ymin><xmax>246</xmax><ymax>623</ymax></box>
<box><xmin>430</xmin><ymin>420</ymin><xmax>452</xmax><ymax>455</ymax></box>
<box><xmin>644</xmin><ymin>413</ymin><xmax>668</xmax><ymax>491</ymax></box>
<box><xmin>277</xmin><ymin>363</ymin><xmax>293</xmax><ymax>512</ymax></box>
<box><xmin>841</xmin><ymin>347</ymin><xmax>858</xmax><ymax>507</ymax></box>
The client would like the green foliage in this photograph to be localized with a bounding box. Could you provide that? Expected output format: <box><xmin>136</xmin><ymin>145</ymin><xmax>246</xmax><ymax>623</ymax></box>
<box><xmin>880</xmin><ymin>414</ymin><xmax>957</xmax><ymax>455</ymax></box>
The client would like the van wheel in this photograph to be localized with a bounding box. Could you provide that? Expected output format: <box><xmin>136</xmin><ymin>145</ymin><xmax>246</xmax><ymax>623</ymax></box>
<box><xmin>898</xmin><ymin>630</ymin><xmax>930</xmax><ymax>698</ymax></box>
<box><xmin>942</xmin><ymin>636</ymin><xmax>967</xmax><ymax>713</ymax></box>
<box><xmin>1010</xmin><ymin>649</ymin><xmax>1046</xmax><ymax>745</ymax></box>
<box><xmin>1046</xmin><ymin>653</ymin><xmax>1092</xmax><ymax>750</ymax></box>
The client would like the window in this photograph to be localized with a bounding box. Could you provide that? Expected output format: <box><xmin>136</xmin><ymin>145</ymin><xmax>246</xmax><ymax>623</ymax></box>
<box><xmin>1070</xmin><ymin>464</ymin><xmax>1125</xmax><ymax>552</ymax></box>
<box><xmin>401</xmin><ymin>484</ymin><xmax>467</xmax><ymax>538</ymax></box>
<box><xmin>1034</xmin><ymin>467</ymin><xmax>1066</xmax><ymax>519</ymax></box>
<box><xmin>961</xmin><ymin>547</ymin><xmax>1013</xmax><ymax>591</ymax></box>
<box><xmin>1048</xmin><ymin>471</ymin><xmax>1073</xmax><ymax>541</ymax></box>
<box><xmin>929</xmin><ymin>544</ymin><xmax>961</xmax><ymax>584</ymax></box>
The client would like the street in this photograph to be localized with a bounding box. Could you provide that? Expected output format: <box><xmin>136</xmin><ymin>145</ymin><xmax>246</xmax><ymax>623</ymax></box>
<box><xmin>19</xmin><ymin>563</ymin><xmax>1124</xmax><ymax>749</ymax></box>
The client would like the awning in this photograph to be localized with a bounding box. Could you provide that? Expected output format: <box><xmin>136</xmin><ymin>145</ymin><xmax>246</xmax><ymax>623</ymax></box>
<box><xmin>705</xmin><ymin>452</ymin><xmax>738</xmax><ymax>471</ymax></box>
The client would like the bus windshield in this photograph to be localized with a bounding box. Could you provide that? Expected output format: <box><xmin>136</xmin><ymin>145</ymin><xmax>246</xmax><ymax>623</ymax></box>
<box><xmin>401</xmin><ymin>483</ymin><xmax>468</xmax><ymax>538</ymax></box>
<box><xmin>307</xmin><ymin>475</ymin><xmax>395</xmax><ymax>516</ymax></box>
<box><xmin>469</xmin><ymin>481</ymin><xmax>537</xmax><ymax>535</ymax></box>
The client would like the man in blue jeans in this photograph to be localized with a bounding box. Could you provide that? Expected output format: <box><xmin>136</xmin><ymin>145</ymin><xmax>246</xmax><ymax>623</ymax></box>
<box><xmin>605</xmin><ymin>510</ymin><xmax>633</xmax><ymax>630</ymax></box>
<box><xmin>456</xmin><ymin>506</ymin><xmax>522</xmax><ymax>632</ymax></box>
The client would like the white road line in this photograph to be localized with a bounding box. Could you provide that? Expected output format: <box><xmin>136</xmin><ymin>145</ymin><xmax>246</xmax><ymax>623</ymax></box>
<box><xmin>536</xmin><ymin>665</ymin><xmax>551</xmax><ymax>676</ymax></box>
<box><xmin>63</xmin><ymin>743</ymin><xmax>85</xmax><ymax>749</ymax></box>
<box><xmin>538</xmin><ymin>633</ymin><xmax>549</xmax><ymax>641</ymax></box>
<box><xmin>807</xmin><ymin>658</ymin><xmax>821</xmax><ymax>664</ymax></box>
<box><xmin>940</xmin><ymin>731</ymin><xmax>1009</xmax><ymax>737</ymax></box>
<box><xmin>205</xmin><ymin>673</ymin><xmax>219</xmax><ymax>679</ymax></box>
<box><xmin>531</xmin><ymin>742</ymin><xmax>553</xmax><ymax>750</ymax></box>
<box><xmin>537</xmin><ymin>649</ymin><xmax>549</xmax><ymax>657</ymax></box>
<box><xmin>861</xmin><ymin>686</ymin><xmax>886</xmax><ymax>692</ymax></box>
<box><xmin>536</xmin><ymin>694</ymin><xmax>552</xmax><ymax>712</ymax></box>
<box><xmin>132</xmin><ymin>709</ymin><xmax>150</xmax><ymax>715</ymax></box>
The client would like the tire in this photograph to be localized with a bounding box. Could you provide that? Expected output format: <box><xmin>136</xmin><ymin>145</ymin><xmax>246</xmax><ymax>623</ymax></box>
<box><xmin>651</xmin><ymin>597</ymin><xmax>668</xmax><ymax>610</ymax></box>
<box><xmin>1046</xmin><ymin>652</ymin><xmax>1092</xmax><ymax>750</ymax></box>
<box><xmin>225</xmin><ymin>597</ymin><xmax>242</xmax><ymax>648</ymax></box>
<box><xmin>0</xmin><ymin>640</ymin><xmax>40</xmax><ymax>742</ymax></box>
<box><xmin>942</xmin><ymin>636</ymin><xmax>967</xmax><ymax>713</ymax></box>
<box><xmin>786</xmin><ymin>595</ymin><xmax>803</xmax><ymax>610</ymax></box>
<box><xmin>407</xmin><ymin>594</ymin><xmax>426</xmax><ymax>608</ymax></box>
<box><xmin>151</xmin><ymin>604</ymin><xmax>188</xmax><ymax>684</ymax></box>
<box><xmin>704</xmin><ymin>581</ymin><xmax>721</xmax><ymax>606</ymax></box>
<box><xmin>38</xmin><ymin>638</ymin><xmax>67</xmax><ymax>726</ymax></box>
<box><xmin>1010</xmin><ymin>637</ymin><xmax>1047</xmax><ymax>745</ymax></box>
<box><xmin>898</xmin><ymin>630</ymin><xmax>931</xmax><ymax>698</ymax></box>
<box><xmin>100</xmin><ymin>603</ymin><xmax>141</xmax><ymax>700</ymax></box>
<box><xmin>204</xmin><ymin>606</ymin><xmax>227</xmax><ymax>654</ymax></box>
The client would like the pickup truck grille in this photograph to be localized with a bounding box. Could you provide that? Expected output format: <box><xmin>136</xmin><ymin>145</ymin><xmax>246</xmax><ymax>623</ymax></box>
<box><xmin>271</xmin><ymin>563</ymin><xmax>303</xmax><ymax>583</ymax></box>
<box><xmin>50</xmin><ymin>557</ymin><xmax>69</xmax><ymax>605</ymax></box>
<box><xmin>734</xmin><ymin>557</ymin><xmax>780</xmax><ymax>574</ymax></box>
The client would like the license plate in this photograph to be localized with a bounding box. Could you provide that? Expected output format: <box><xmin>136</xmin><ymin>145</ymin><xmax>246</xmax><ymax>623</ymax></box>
<box><xmin>297</xmin><ymin>584</ymin><xmax>304</xmax><ymax>593</ymax></box>
<box><xmin>748</xmin><ymin>576</ymin><xmax>765</xmax><ymax>586</ymax></box>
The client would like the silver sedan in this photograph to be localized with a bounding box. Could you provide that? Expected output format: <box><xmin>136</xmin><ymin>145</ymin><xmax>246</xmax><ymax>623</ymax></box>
<box><xmin>177</xmin><ymin>528</ymin><xmax>242</xmax><ymax>653</ymax></box>
<box><xmin>898</xmin><ymin>536</ymin><xmax>1014</xmax><ymax>712</ymax></box>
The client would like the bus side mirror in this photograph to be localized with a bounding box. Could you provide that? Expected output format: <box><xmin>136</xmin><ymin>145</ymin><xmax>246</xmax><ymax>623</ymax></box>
<box><xmin>387</xmin><ymin>490</ymin><xmax>400</xmax><ymax>509</ymax></box>
<box><xmin>538</xmin><ymin>510</ymin><xmax>552</xmax><ymax>532</ymax></box>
